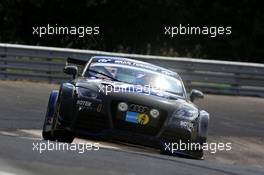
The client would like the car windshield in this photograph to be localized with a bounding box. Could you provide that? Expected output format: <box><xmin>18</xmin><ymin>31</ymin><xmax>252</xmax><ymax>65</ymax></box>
<box><xmin>84</xmin><ymin>62</ymin><xmax>184</xmax><ymax>96</ymax></box>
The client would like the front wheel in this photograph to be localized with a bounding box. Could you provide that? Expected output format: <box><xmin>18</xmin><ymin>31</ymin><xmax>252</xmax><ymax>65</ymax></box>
<box><xmin>55</xmin><ymin>130</ymin><xmax>75</xmax><ymax>143</ymax></box>
<box><xmin>42</xmin><ymin>115</ymin><xmax>55</xmax><ymax>141</ymax></box>
<box><xmin>51</xmin><ymin>110</ymin><xmax>75</xmax><ymax>143</ymax></box>
<box><xmin>42</xmin><ymin>90</ymin><xmax>59</xmax><ymax>141</ymax></box>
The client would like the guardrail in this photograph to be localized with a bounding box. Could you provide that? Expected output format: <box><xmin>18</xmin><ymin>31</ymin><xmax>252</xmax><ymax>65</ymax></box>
<box><xmin>0</xmin><ymin>43</ymin><xmax>264</xmax><ymax>97</ymax></box>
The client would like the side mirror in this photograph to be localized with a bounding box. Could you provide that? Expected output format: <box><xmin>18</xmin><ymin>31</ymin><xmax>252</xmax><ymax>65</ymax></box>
<box><xmin>63</xmin><ymin>65</ymin><xmax>78</xmax><ymax>79</ymax></box>
<box><xmin>190</xmin><ymin>89</ymin><xmax>204</xmax><ymax>102</ymax></box>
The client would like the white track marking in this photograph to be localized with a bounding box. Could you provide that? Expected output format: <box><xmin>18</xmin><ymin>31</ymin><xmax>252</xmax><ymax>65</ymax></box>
<box><xmin>4</xmin><ymin>129</ymin><xmax>157</xmax><ymax>154</ymax></box>
<box><xmin>0</xmin><ymin>129</ymin><xmax>165</xmax><ymax>164</ymax></box>
<box><xmin>19</xmin><ymin>129</ymin><xmax>122</xmax><ymax>150</ymax></box>
<box><xmin>0</xmin><ymin>172</ymin><xmax>17</xmax><ymax>175</ymax></box>
<box><xmin>19</xmin><ymin>129</ymin><xmax>42</xmax><ymax>138</ymax></box>
<box><xmin>0</xmin><ymin>131</ymin><xmax>19</xmax><ymax>137</ymax></box>
<box><xmin>74</xmin><ymin>138</ymin><xmax>121</xmax><ymax>150</ymax></box>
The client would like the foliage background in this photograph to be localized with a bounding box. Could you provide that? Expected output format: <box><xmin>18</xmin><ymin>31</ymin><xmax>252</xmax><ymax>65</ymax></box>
<box><xmin>0</xmin><ymin>0</ymin><xmax>263</xmax><ymax>63</ymax></box>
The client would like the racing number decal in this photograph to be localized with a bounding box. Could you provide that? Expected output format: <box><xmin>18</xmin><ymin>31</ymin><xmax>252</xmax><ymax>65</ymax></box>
<box><xmin>138</xmin><ymin>114</ymin><xmax>150</xmax><ymax>125</ymax></box>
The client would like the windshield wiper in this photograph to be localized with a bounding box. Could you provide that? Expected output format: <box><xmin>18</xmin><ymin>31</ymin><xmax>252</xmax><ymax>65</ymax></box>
<box><xmin>88</xmin><ymin>69</ymin><xmax>122</xmax><ymax>82</ymax></box>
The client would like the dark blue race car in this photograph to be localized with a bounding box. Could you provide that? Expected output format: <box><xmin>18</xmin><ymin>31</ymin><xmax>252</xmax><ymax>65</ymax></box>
<box><xmin>42</xmin><ymin>56</ymin><xmax>209</xmax><ymax>159</ymax></box>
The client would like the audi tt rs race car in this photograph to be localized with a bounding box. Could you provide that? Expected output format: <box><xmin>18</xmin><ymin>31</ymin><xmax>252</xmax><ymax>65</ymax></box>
<box><xmin>42</xmin><ymin>56</ymin><xmax>209</xmax><ymax>159</ymax></box>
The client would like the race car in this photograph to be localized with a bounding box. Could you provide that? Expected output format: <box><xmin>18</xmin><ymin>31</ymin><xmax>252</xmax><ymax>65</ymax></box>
<box><xmin>42</xmin><ymin>56</ymin><xmax>209</xmax><ymax>159</ymax></box>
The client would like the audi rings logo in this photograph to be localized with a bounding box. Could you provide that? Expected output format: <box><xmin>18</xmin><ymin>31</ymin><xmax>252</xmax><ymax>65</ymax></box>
<box><xmin>129</xmin><ymin>104</ymin><xmax>149</xmax><ymax>113</ymax></box>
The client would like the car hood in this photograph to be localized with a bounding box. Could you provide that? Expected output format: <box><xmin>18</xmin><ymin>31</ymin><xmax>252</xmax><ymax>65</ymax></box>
<box><xmin>75</xmin><ymin>78</ymin><xmax>197</xmax><ymax>112</ymax></box>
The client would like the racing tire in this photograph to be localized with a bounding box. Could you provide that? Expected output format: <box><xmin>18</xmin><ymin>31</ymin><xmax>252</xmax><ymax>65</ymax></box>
<box><xmin>42</xmin><ymin>128</ymin><xmax>55</xmax><ymax>141</ymax></box>
<box><xmin>159</xmin><ymin>145</ymin><xmax>170</xmax><ymax>155</ymax></box>
<box><xmin>50</xmin><ymin>115</ymin><xmax>75</xmax><ymax>143</ymax></box>
<box><xmin>159</xmin><ymin>141</ymin><xmax>204</xmax><ymax>159</ymax></box>
<box><xmin>190</xmin><ymin>111</ymin><xmax>209</xmax><ymax>159</ymax></box>
<box><xmin>42</xmin><ymin>91</ymin><xmax>58</xmax><ymax>141</ymax></box>
<box><xmin>42</xmin><ymin>109</ymin><xmax>56</xmax><ymax>141</ymax></box>
<box><xmin>190</xmin><ymin>146</ymin><xmax>204</xmax><ymax>159</ymax></box>
<box><xmin>55</xmin><ymin>130</ymin><xmax>75</xmax><ymax>143</ymax></box>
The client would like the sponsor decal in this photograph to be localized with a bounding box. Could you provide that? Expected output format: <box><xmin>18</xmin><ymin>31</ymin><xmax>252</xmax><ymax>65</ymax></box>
<box><xmin>125</xmin><ymin>112</ymin><xmax>150</xmax><ymax>125</ymax></box>
<box><xmin>77</xmin><ymin>100</ymin><xmax>92</xmax><ymax>107</ymax></box>
<box><xmin>125</xmin><ymin>111</ymin><xmax>139</xmax><ymax>123</ymax></box>
<box><xmin>180</xmin><ymin>121</ymin><xmax>193</xmax><ymax>129</ymax></box>
<box><xmin>98</xmin><ymin>58</ymin><xmax>111</xmax><ymax>63</ymax></box>
<box><xmin>138</xmin><ymin>113</ymin><xmax>150</xmax><ymax>125</ymax></box>
<box><xmin>129</xmin><ymin>104</ymin><xmax>149</xmax><ymax>113</ymax></box>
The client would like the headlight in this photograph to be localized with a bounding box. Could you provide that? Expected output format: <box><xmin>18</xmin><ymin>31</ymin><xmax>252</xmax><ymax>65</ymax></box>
<box><xmin>77</xmin><ymin>87</ymin><xmax>98</xmax><ymax>99</ymax></box>
<box><xmin>118</xmin><ymin>102</ymin><xmax>128</xmax><ymax>112</ymax></box>
<box><xmin>172</xmin><ymin>107</ymin><xmax>198</xmax><ymax>120</ymax></box>
<box><xmin>150</xmin><ymin>109</ymin><xmax>159</xmax><ymax>118</ymax></box>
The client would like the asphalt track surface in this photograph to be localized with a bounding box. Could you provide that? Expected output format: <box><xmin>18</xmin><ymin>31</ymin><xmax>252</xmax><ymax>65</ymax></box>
<box><xmin>0</xmin><ymin>80</ymin><xmax>264</xmax><ymax>175</ymax></box>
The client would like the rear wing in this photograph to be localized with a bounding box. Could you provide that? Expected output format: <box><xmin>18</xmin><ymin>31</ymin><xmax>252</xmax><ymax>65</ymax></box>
<box><xmin>66</xmin><ymin>57</ymin><xmax>87</xmax><ymax>66</ymax></box>
<box><xmin>65</xmin><ymin>57</ymin><xmax>89</xmax><ymax>75</ymax></box>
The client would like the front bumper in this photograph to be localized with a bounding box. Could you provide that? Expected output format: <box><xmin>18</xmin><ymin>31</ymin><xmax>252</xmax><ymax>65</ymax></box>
<box><xmin>57</xmin><ymin>96</ymin><xmax>196</xmax><ymax>147</ymax></box>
